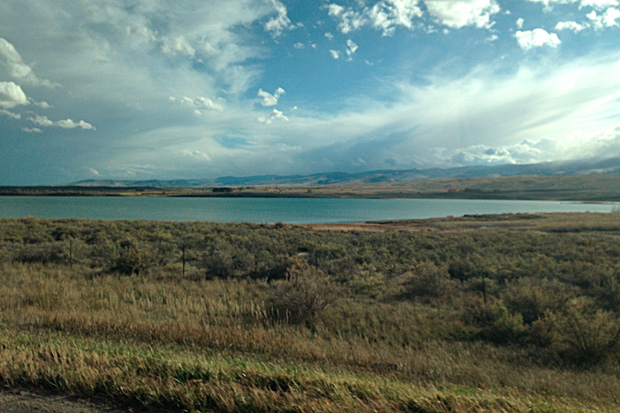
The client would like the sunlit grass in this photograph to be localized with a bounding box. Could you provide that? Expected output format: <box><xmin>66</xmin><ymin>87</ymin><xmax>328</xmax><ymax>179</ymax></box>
<box><xmin>1</xmin><ymin>214</ymin><xmax>620</xmax><ymax>411</ymax></box>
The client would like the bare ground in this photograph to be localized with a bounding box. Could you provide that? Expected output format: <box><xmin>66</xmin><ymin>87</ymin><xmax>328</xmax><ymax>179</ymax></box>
<box><xmin>0</xmin><ymin>389</ymin><xmax>127</xmax><ymax>413</ymax></box>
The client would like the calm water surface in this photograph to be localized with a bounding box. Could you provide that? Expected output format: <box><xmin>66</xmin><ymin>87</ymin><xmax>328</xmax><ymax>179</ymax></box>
<box><xmin>0</xmin><ymin>196</ymin><xmax>614</xmax><ymax>224</ymax></box>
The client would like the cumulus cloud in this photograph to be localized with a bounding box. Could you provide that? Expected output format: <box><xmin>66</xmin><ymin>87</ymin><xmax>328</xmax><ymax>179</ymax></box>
<box><xmin>31</xmin><ymin>115</ymin><xmax>95</xmax><ymax>130</ymax></box>
<box><xmin>0</xmin><ymin>81</ymin><xmax>28</xmax><ymax>108</ymax></box>
<box><xmin>516</xmin><ymin>17</ymin><xmax>525</xmax><ymax>28</ymax></box>
<box><xmin>328</xmin><ymin>3</ymin><xmax>367</xmax><ymax>34</ymax></box>
<box><xmin>515</xmin><ymin>29</ymin><xmax>561</xmax><ymax>50</ymax></box>
<box><xmin>179</xmin><ymin>149</ymin><xmax>211</xmax><ymax>160</ymax></box>
<box><xmin>33</xmin><ymin>100</ymin><xmax>51</xmax><ymax>109</ymax></box>
<box><xmin>22</xmin><ymin>127</ymin><xmax>42</xmax><ymax>133</ymax></box>
<box><xmin>346</xmin><ymin>39</ymin><xmax>359</xmax><ymax>59</ymax></box>
<box><xmin>264</xmin><ymin>0</ymin><xmax>293</xmax><ymax>37</ymax></box>
<box><xmin>587</xmin><ymin>7</ymin><xmax>620</xmax><ymax>28</ymax></box>
<box><xmin>330</xmin><ymin>50</ymin><xmax>340</xmax><ymax>59</ymax></box>
<box><xmin>328</xmin><ymin>0</ymin><xmax>498</xmax><ymax>34</ymax></box>
<box><xmin>56</xmin><ymin>119</ymin><xmax>96</xmax><ymax>130</ymax></box>
<box><xmin>170</xmin><ymin>96</ymin><xmax>224</xmax><ymax>112</ymax></box>
<box><xmin>0</xmin><ymin>38</ymin><xmax>56</xmax><ymax>87</ymax></box>
<box><xmin>258</xmin><ymin>87</ymin><xmax>285</xmax><ymax>106</ymax></box>
<box><xmin>527</xmin><ymin>0</ymin><xmax>618</xmax><ymax>10</ymax></box>
<box><xmin>425</xmin><ymin>0</ymin><xmax>500</xmax><ymax>29</ymax></box>
<box><xmin>0</xmin><ymin>109</ymin><xmax>21</xmax><ymax>119</ymax></box>
<box><xmin>367</xmin><ymin>0</ymin><xmax>424</xmax><ymax>35</ymax></box>
<box><xmin>581</xmin><ymin>0</ymin><xmax>619</xmax><ymax>8</ymax></box>
<box><xmin>448</xmin><ymin>139</ymin><xmax>561</xmax><ymax>165</ymax></box>
<box><xmin>161</xmin><ymin>36</ymin><xmax>196</xmax><ymax>57</ymax></box>
<box><xmin>555</xmin><ymin>20</ymin><xmax>586</xmax><ymax>30</ymax></box>
<box><xmin>258</xmin><ymin>108</ymin><xmax>289</xmax><ymax>124</ymax></box>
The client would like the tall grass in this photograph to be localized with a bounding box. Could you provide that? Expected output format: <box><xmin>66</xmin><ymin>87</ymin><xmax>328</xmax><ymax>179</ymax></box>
<box><xmin>1</xmin><ymin>214</ymin><xmax>620</xmax><ymax>411</ymax></box>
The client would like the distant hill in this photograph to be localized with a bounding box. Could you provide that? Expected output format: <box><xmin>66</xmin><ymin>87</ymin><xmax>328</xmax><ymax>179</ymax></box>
<box><xmin>71</xmin><ymin>156</ymin><xmax>620</xmax><ymax>188</ymax></box>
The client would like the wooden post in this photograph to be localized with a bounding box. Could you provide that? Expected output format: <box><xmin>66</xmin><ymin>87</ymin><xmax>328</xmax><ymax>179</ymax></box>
<box><xmin>69</xmin><ymin>238</ymin><xmax>73</xmax><ymax>270</ymax></box>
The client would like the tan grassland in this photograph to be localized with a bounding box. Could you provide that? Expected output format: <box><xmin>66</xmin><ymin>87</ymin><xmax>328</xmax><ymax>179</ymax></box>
<box><xmin>1</xmin><ymin>213</ymin><xmax>620</xmax><ymax>411</ymax></box>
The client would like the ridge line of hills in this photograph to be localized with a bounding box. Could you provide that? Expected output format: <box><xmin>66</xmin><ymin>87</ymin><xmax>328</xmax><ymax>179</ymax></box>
<box><xmin>72</xmin><ymin>156</ymin><xmax>620</xmax><ymax>188</ymax></box>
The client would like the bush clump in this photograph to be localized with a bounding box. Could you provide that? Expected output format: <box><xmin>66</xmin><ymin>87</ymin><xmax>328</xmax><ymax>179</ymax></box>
<box><xmin>534</xmin><ymin>298</ymin><xmax>620</xmax><ymax>366</ymax></box>
<box><xmin>267</xmin><ymin>261</ymin><xmax>337</xmax><ymax>325</ymax></box>
<box><xmin>403</xmin><ymin>261</ymin><xmax>453</xmax><ymax>300</ymax></box>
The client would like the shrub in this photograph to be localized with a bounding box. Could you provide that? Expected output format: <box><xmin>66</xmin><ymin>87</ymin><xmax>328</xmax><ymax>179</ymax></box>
<box><xmin>403</xmin><ymin>261</ymin><xmax>452</xmax><ymax>300</ymax></box>
<box><xmin>462</xmin><ymin>298</ymin><xmax>525</xmax><ymax>344</ymax></box>
<box><xmin>503</xmin><ymin>278</ymin><xmax>574</xmax><ymax>325</ymax></box>
<box><xmin>267</xmin><ymin>261</ymin><xmax>337</xmax><ymax>324</ymax></box>
<box><xmin>12</xmin><ymin>242</ymin><xmax>66</xmax><ymax>264</ymax></box>
<box><xmin>534</xmin><ymin>298</ymin><xmax>620</xmax><ymax>366</ymax></box>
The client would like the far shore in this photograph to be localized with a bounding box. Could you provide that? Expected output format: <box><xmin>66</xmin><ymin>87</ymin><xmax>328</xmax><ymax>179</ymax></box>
<box><xmin>2</xmin><ymin>173</ymin><xmax>620</xmax><ymax>202</ymax></box>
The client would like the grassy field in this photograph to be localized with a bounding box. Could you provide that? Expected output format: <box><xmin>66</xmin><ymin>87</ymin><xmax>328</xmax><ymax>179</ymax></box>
<box><xmin>1</xmin><ymin>213</ymin><xmax>620</xmax><ymax>411</ymax></box>
<box><xmin>3</xmin><ymin>173</ymin><xmax>620</xmax><ymax>201</ymax></box>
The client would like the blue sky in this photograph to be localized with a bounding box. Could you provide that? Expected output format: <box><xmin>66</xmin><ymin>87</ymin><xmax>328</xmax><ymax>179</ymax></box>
<box><xmin>1</xmin><ymin>0</ymin><xmax>620</xmax><ymax>184</ymax></box>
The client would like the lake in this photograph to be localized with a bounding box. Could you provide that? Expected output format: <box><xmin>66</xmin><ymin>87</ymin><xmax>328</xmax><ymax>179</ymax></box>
<box><xmin>0</xmin><ymin>196</ymin><xmax>615</xmax><ymax>224</ymax></box>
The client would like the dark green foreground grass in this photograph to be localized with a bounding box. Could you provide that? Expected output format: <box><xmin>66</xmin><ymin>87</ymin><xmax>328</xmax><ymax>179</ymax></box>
<box><xmin>1</xmin><ymin>213</ymin><xmax>620</xmax><ymax>411</ymax></box>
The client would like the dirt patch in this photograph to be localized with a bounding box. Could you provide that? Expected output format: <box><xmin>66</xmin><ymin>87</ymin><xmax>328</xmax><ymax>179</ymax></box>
<box><xmin>0</xmin><ymin>389</ymin><xmax>126</xmax><ymax>413</ymax></box>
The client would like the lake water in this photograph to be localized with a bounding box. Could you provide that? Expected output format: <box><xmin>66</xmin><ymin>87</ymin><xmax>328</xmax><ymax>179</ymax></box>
<box><xmin>0</xmin><ymin>196</ymin><xmax>615</xmax><ymax>224</ymax></box>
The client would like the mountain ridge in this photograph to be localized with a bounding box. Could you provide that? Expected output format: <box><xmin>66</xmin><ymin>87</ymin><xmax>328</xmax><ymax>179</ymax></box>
<box><xmin>71</xmin><ymin>156</ymin><xmax>620</xmax><ymax>188</ymax></box>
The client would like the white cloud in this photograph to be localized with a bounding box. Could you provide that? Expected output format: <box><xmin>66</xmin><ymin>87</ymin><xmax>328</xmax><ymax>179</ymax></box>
<box><xmin>486</xmin><ymin>34</ymin><xmax>499</xmax><ymax>42</ymax></box>
<box><xmin>346</xmin><ymin>39</ymin><xmax>359</xmax><ymax>59</ymax></box>
<box><xmin>448</xmin><ymin>140</ymin><xmax>558</xmax><ymax>165</ymax></box>
<box><xmin>0</xmin><ymin>38</ymin><xmax>56</xmax><ymax>87</ymax></box>
<box><xmin>587</xmin><ymin>7</ymin><xmax>620</xmax><ymax>28</ymax></box>
<box><xmin>258</xmin><ymin>108</ymin><xmax>289</xmax><ymax>124</ymax></box>
<box><xmin>0</xmin><ymin>109</ymin><xmax>21</xmax><ymax>119</ymax></box>
<box><xmin>330</xmin><ymin>50</ymin><xmax>341</xmax><ymax>59</ymax></box>
<box><xmin>264</xmin><ymin>0</ymin><xmax>293</xmax><ymax>37</ymax></box>
<box><xmin>22</xmin><ymin>127</ymin><xmax>42</xmax><ymax>133</ymax></box>
<box><xmin>258</xmin><ymin>87</ymin><xmax>285</xmax><ymax>106</ymax></box>
<box><xmin>329</xmin><ymin>0</ymin><xmax>501</xmax><ymax>34</ymax></box>
<box><xmin>555</xmin><ymin>21</ymin><xmax>586</xmax><ymax>31</ymax></box>
<box><xmin>581</xmin><ymin>0</ymin><xmax>619</xmax><ymax>8</ymax></box>
<box><xmin>170</xmin><ymin>96</ymin><xmax>224</xmax><ymax>112</ymax></box>
<box><xmin>515</xmin><ymin>29</ymin><xmax>561</xmax><ymax>50</ymax></box>
<box><xmin>325</xmin><ymin>32</ymin><xmax>334</xmax><ymax>40</ymax></box>
<box><xmin>527</xmin><ymin>0</ymin><xmax>618</xmax><ymax>10</ymax></box>
<box><xmin>368</xmin><ymin>0</ymin><xmax>424</xmax><ymax>35</ymax></box>
<box><xmin>425</xmin><ymin>0</ymin><xmax>500</xmax><ymax>29</ymax></box>
<box><xmin>31</xmin><ymin>115</ymin><xmax>95</xmax><ymax>130</ymax></box>
<box><xmin>58</xmin><ymin>119</ymin><xmax>96</xmax><ymax>130</ymax></box>
<box><xmin>516</xmin><ymin>17</ymin><xmax>525</xmax><ymax>28</ymax></box>
<box><xmin>33</xmin><ymin>100</ymin><xmax>51</xmax><ymax>109</ymax></box>
<box><xmin>0</xmin><ymin>81</ymin><xmax>28</xmax><ymax>108</ymax></box>
<box><xmin>30</xmin><ymin>115</ymin><xmax>53</xmax><ymax>127</ymax></box>
<box><xmin>328</xmin><ymin>3</ymin><xmax>367</xmax><ymax>33</ymax></box>
<box><xmin>328</xmin><ymin>1</ymin><xmax>424</xmax><ymax>35</ymax></box>
<box><xmin>294</xmin><ymin>42</ymin><xmax>305</xmax><ymax>49</ymax></box>
<box><xmin>179</xmin><ymin>149</ymin><xmax>211</xmax><ymax>160</ymax></box>
<box><xmin>161</xmin><ymin>36</ymin><xmax>196</xmax><ymax>57</ymax></box>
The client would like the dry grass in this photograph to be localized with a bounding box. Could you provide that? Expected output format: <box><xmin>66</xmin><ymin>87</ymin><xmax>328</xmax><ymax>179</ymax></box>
<box><xmin>1</xmin><ymin>214</ymin><xmax>620</xmax><ymax>411</ymax></box>
<box><xmin>0</xmin><ymin>262</ymin><xmax>618</xmax><ymax>411</ymax></box>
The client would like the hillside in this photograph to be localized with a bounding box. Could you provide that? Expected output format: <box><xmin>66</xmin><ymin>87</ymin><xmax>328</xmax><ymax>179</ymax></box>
<box><xmin>3</xmin><ymin>173</ymin><xmax>620</xmax><ymax>202</ymax></box>
<box><xmin>70</xmin><ymin>156</ymin><xmax>620</xmax><ymax>188</ymax></box>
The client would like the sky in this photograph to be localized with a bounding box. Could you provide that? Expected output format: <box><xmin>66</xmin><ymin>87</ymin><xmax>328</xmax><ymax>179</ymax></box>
<box><xmin>1</xmin><ymin>1</ymin><xmax>620</xmax><ymax>185</ymax></box>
